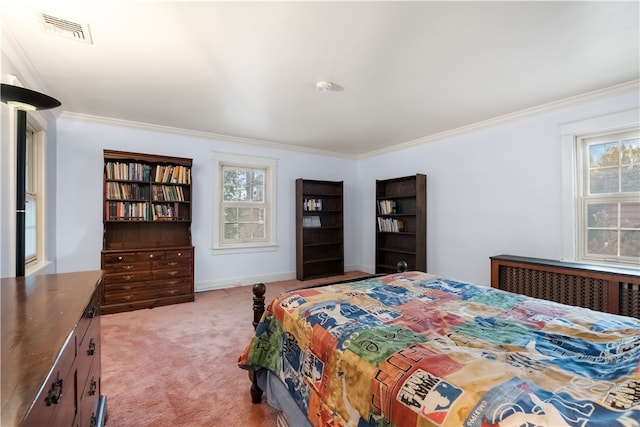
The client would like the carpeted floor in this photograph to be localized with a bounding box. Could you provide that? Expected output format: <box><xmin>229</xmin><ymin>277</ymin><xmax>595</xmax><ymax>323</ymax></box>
<box><xmin>101</xmin><ymin>271</ymin><xmax>370</xmax><ymax>426</ymax></box>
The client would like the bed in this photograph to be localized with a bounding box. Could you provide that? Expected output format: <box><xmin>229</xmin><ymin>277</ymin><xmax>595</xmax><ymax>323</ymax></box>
<box><xmin>238</xmin><ymin>261</ymin><xmax>640</xmax><ymax>427</ymax></box>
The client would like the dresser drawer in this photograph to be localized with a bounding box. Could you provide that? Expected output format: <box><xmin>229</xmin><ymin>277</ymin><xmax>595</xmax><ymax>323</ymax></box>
<box><xmin>103</xmin><ymin>271</ymin><xmax>152</xmax><ymax>285</ymax></box>
<box><xmin>103</xmin><ymin>252</ymin><xmax>137</xmax><ymax>266</ymax></box>
<box><xmin>104</xmin><ymin>280</ymin><xmax>191</xmax><ymax>304</ymax></box>
<box><xmin>78</xmin><ymin>360</ymin><xmax>101</xmax><ymax>427</ymax></box>
<box><xmin>165</xmin><ymin>249</ymin><xmax>193</xmax><ymax>260</ymax></box>
<box><xmin>104</xmin><ymin>261</ymin><xmax>149</xmax><ymax>273</ymax></box>
<box><xmin>24</xmin><ymin>333</ymin><xmax>77</xmax><ymax>427</ymax></box>
<box><xmin>77</xmin><ymin>288</ymin><xmax>100</xmax><ymax>346</ymax></box>
<box><xmin>77</xmin><ymin>316</ymin><xmax>100</xmax><ymax>396</ymax></box>
<box><xmin>152</xmin><ymin>258</ymin><xmax>191</xmax><ymax>269</ymax></box>
<box><xmin>136</xmin><ymin>251</ymin><xmax>165</xmax><ymax>261</ymax></box>
<box><xmin>152</xmin><ymin>267</ymin><xmax>191</xmax><ymax>280</ymax></box>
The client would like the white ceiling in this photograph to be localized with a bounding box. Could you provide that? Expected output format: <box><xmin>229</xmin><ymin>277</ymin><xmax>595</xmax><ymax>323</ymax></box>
<box><xmin>2</xmin><ymin>1</ymin><xmax>639</xmax><ymax>157</ymax></box>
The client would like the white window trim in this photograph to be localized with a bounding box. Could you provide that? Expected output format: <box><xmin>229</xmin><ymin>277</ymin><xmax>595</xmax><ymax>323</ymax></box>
<box><xmin>211</xmin><ymin>151</ymin><xmax>278</xmax><ymax>254</ymax></box>
<box><xmin>560</xmin><ymin>108</ymin><xmax>639</xmax><ymax>264</ymax></box>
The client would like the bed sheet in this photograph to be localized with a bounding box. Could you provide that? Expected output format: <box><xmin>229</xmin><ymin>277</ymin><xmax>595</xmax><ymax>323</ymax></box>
<box><xmin>239</xmin><ymin>272</ymin><xmax>640</xmax><ymax>426</ymax></box>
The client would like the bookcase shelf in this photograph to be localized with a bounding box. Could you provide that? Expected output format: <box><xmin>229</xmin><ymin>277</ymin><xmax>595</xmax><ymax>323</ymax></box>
<box><xmin>375</xmin><ymin>174</ymin><xmax>426</xmax><ymax>274</ymax></box>
<box><xmin>101</xmin><ymin>150</ymin><xmax>194</xmax><ymax>314</ymax></box>
<box><xmin>296</xmin><ymin>179</ymin><xmax>344</xmax><ymax>280</ymax></box>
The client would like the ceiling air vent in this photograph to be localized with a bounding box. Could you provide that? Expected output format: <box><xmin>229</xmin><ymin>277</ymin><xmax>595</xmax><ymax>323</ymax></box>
<box><xmin>40</xmin><ymin>13</ymin><xmax>93</xmax><ymax>44</ymax></box>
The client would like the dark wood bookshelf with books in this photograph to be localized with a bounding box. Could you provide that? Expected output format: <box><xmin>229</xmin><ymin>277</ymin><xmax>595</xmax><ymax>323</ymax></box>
<box><xmin>375</xmin><ymin>174</ymin><xmax>427</xmax><ymax>274</ymax></box>
<box><xmin>101</xmin><ymin>150</ymin><xmax>194</xmax><ymax>314</ymax></box>
<box><xmin>296</xmin><ymin>179</ymin><xmax>344</xmax><ymax>280</ymax></box>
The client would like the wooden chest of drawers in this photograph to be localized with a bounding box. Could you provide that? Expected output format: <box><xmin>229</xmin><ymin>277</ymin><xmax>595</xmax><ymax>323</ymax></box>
<box><xmin>101</xmin><ymin>246</ymin><xmax>194</xmax><ymax>314</ymax></box>
<box><xmin>1</xmin><ymin>271</ymin><xmax>107</xmax><ymax>427</ymax></box>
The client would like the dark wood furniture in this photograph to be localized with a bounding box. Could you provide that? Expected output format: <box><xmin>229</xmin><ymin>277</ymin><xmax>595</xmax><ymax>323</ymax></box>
<box><xmin>375</xmin><ymin>174</ymin><xmax>427</xmax><ymax>274</ymax></box>
<box><xmin>1</xmin><ymin>271</ymin><xmax>107</xmax><ymax>427</ymax></box>
<box><xmin>101</xmin><ymin>150</ymin><xmax>194</xmax><ymax>314</ymax></box>
<box><xmin>295</xmin><ymin>179</ymin><xmax>344</xmax><ymax>280</ymax></box>
<box><xmin>491</xmin><ymin>254</ymin><xmax>640</xmax><ymax>318</ymax></box>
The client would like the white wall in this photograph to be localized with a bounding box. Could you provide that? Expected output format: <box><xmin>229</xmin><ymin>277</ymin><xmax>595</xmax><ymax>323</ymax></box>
<box><xmin>55</xmin><ymin>120</ymin><xmax>359</xmax><ymax>288</ymax></box>
<box><xmin>3</xmin><ymin>76</ymin><xmax>637</xmax><ymax>286</ymax></box>
<box><xmin>356</xmin><ymin>91</ymin><xmax>640</xmax><ymax>286</ymax></box>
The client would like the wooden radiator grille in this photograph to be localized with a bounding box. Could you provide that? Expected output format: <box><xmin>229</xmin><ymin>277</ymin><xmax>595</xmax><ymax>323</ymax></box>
<box><xmin>491</xmin><ymin>255</ymin><xmax>640</xmax><ymax>319</ymax></box>
<box><xmin>497</xmin><ymin>265</ymin><xmax>609</xmax><ymax>313</ymax></box>
<box><xmin>620</xmin><ymin>282</ymin><xmax>640</xmax><ymax>319</ymax></box>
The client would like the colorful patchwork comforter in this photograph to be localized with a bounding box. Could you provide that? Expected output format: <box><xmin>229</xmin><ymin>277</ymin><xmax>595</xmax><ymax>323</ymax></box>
<box><xmin>238</xmin><ymin>272</ymin><xmax>640</xmax><ymax>426</ymax></box>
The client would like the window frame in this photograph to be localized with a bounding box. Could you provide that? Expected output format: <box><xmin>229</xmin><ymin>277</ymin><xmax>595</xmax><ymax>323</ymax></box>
<box><xmin>25</xmin><ymin>126</ymin><xmax>38</xmax><ymax>265</ymax></box>
<box><xmin>561</xmin><ymin>108</ymin><xmax>640</xmax><ymax>268</ymax></box>
<box><xmin>211</xmin><ymin>151</ymin><xmax>278</xmax><ymax>254</ymax></box>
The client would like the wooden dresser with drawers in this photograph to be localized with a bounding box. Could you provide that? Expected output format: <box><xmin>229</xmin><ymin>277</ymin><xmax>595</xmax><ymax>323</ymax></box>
<box><xmin>101</xmin><ymin>246</ymin><xmax>194</xmax><ymax>314</ymax></box>
<box><xmin>1</xmin><ymin>270</ymin><xmax>107</xmax><ymax>427</ymax></box>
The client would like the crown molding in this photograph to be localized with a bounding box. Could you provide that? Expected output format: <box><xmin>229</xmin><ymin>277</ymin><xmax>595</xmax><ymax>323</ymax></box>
<box><xmin>358</xmin><ymin>79</ymin><xmax>640</xmax><ymax>159</ymax></box>
<box><xmin>57</xmin><ymin>111</ymin><xmax>358</xmax><ymax>160</ymax></box>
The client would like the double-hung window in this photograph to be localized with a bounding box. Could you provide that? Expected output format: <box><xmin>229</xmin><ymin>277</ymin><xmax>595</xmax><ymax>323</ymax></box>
<box><xmin>24</xmin><ymin>126</ymin><xmax>43</xmax><ymax>268</ymax></box>
<box><xmin>562</xmin><ymin>109</ymin><xmax>639</xmax><ymax>268</ymax></box>
<box><xmin>212</xmin><ymin>152</ymin><xmax>277</xmax><ymax>254</ymax></box>
<box><xmin>577</xmin><ymin>130</ymin><xmax>639</xmax><ymax>265</ymax></box>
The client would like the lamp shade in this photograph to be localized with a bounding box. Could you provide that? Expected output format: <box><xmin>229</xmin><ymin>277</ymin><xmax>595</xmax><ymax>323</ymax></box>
<box><xmin>1</xmin><ymin>83</ymin><xmax>61</xmax><ymax>111</ymax></box>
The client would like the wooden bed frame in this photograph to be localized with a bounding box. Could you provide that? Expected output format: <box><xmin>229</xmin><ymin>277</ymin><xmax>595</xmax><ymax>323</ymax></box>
<box><xmin>248</xmin><ymin>254</ymin><xmax>639</xmax><ymax>404</ymax></box>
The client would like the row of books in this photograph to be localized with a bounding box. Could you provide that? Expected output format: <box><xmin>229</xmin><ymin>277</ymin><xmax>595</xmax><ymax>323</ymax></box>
<box><xmin>377</xmin><ymin>217</ymin><xmax>405</xmax><ymax>232</ymax></box>
<box><xmin>302</xmin><ymin>216</ymin><xmax>322</xmax><ymax>228</ymax></box>
<box><xmin>105</xmin><ymin>161</ymin><xmax>191</xmax><ymax>184</ymax></box>
<box><xmin>106</xmin><ymin>202</ymin><xmax>151</xmax><ymax>221</ymax></box>
<box><xmin>106</xmin><ymin>202</ymin><xmax>188</xmax><ymax>221</ymax></box>
<box><xmin>377</xmin><ymin>200</ymin><xmax>397</xmax><ymax>215</ymax></box>
<box><xmin>152</xmin><ymin>185</ymin><xmax>186</xmax><ymax>201</ymax></box>
<box><xmin>106</xmin><ymin>182</ymin><xmax>150</xmax><ymax>200</ymax></box>
<box><xmin>155</xmin><ymin>165</ymin><xmax>191</xmax><ymax>184</ymax></box>
<box><xmin>105</xmin><ymin>162</ymin><xmax>152</xmax><ymax>181</ymax></box>
<box><xmin>303</xmin><ymin>198</ymin><xmax>323</xmax><ymax>211</ymax></box>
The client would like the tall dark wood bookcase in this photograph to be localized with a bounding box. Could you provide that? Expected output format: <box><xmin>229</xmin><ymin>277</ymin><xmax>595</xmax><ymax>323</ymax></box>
<box><xmin>101</xmin><ymin>150</ymin><xmax>194</xmax><ymax>314</ymax></box>
<box><xmin>296</xmin><ymin>179</ymin><xmax>344</xmax><ymax>280</ymax></box>
<box><xmin>375</xmin><ymin>174</ymin><xmax>427</xmax><ymax>274</ymax></box>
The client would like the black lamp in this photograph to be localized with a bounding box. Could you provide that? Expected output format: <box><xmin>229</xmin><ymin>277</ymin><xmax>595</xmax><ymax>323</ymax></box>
<box><xmin>1</xmin><ymin>83</ymin><xmax>61</xmax><ymax>276</ymax></box>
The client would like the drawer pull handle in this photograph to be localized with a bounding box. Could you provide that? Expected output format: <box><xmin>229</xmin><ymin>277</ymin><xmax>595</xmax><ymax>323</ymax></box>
<box><xmin>124</xmin><ymin>295</ymin><xmax>132</xmax><ymax>301</ymax></box>
<box><xmin>90</xmin><ymin>413</ymin><xmax>97</xmax><ymax>427</ymax></box>
<box><xmin>149</xmin><ymin>254</ymin><xmax>154</xmax><ymax>258</ymax></box>
<box><xmin>168</xmin><ymin>289</ymin><xmax>177</xmax><ymax>295</ymax></box>
<box><xmin>123</xmin><ymin>275</ymin><xmax>134</xmax><ymax>281</ymax></box>
<box><xmin>88</xmin><ymin>377</ymin><xmax>97</xmax><ymax>396</ymax></box>
<box><xmin>118</xmin><ymin>256</ymin><xmax>123</xmax><ymax>260</ymax></box>
<box><xmin>177</xmin><ymin>252</ymin><xmax>182</xmax><ymax>256</ymax></box>
<box><xmin>168</xmin><ymin>271</ymin><xmax>179</xmax><ymax>276</ymax></box>
<box><xmin>122</xmin><ymin>265</ymin><xmax>133</xmax><ymax>270</ymax></box>
<box><xmin>167</xmin><ymin>262</ymin><xmax>178</xmax><ymax>266</ymax></box>
<box><xmin>88</xmin><ymin>338</ymin><xmax>96</xmax><ymax>356</ymax></box>
<box><xmin>167</xmin><ymin>280</ymin><xmax>178</xmax><ymax>285</ymax></box>
<box><xmin>45</xmin><ymin>378</ymin><xmax>63</xmax><ymax>406</ymax></box>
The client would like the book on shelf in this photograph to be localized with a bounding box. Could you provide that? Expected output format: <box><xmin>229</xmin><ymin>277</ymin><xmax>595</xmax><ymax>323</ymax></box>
<box><xmin>303</xmin><ymin>216</ymin><xmax>322</xmax><ymax>227</ymax></box>
<box><xmin>106</xmin><ymin>201</ymin><xmax>150</xmax><ymax>221</ymax></box>
<box><xmin>377</xmin><ymin>200</ymin><xmax>397</xmax><ymax>215</ymax></box>
<box><xmin>105</xmin><ymin>162</ymin><xmax>152</xmax><ymax>181</ymax></box>
<box><xmin>155</xmin><ymin>165</ymin><xmax>191</xmax><ymax>184</ymax></box>
<box><xmin>377</xmin><ymin>217</ymin><xmax>405</xmax><ymax>232</ymax></box>
<box><xmin>106</xmin><ymin>182</ymin><xmax>150</xmax><ymax>200</ymax></box>
<box><xmin>303</xmin><ymin>198</ymin><xmax>323</xmax><ymax>211</ymax></box>
<box><xmin>152</xmin><ymin>185</ymin><xmax>185</xmax><ymax>201</ymax></box>
<box><xmin>152</xmin><ymin>203</ymin><xmax>184</xmax><ymax>220</ymax></box>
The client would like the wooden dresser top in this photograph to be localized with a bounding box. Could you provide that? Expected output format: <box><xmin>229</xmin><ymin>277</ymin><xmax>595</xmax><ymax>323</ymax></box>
<box><xmin>1</xmin><ymin>270</ymin><xmax>103</xmax><ymax>426</ymax></box>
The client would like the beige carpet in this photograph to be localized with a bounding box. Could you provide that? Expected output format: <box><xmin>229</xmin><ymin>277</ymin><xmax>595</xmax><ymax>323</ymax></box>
<box><xmin>101</xmin><ymin>271</ymin><xmax>370</xmax><ymax>427</ymax></box>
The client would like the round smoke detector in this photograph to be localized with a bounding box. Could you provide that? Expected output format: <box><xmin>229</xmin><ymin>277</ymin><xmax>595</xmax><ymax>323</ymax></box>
<box><xmin>315</xmin><ymin>81</ymin><xmax>333</xmax><ymax>92</ymax></box>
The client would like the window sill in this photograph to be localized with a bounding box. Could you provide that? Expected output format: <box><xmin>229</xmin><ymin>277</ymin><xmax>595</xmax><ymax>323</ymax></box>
<box><xmin>25</xmin><ymin>260</ymin><xmax>53</xmax><ymax>276</ymax></box>
<box><xmin>211</xmin><ymin>243</ymin><xmax>278</xmax><ymax>255</ymax></box>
